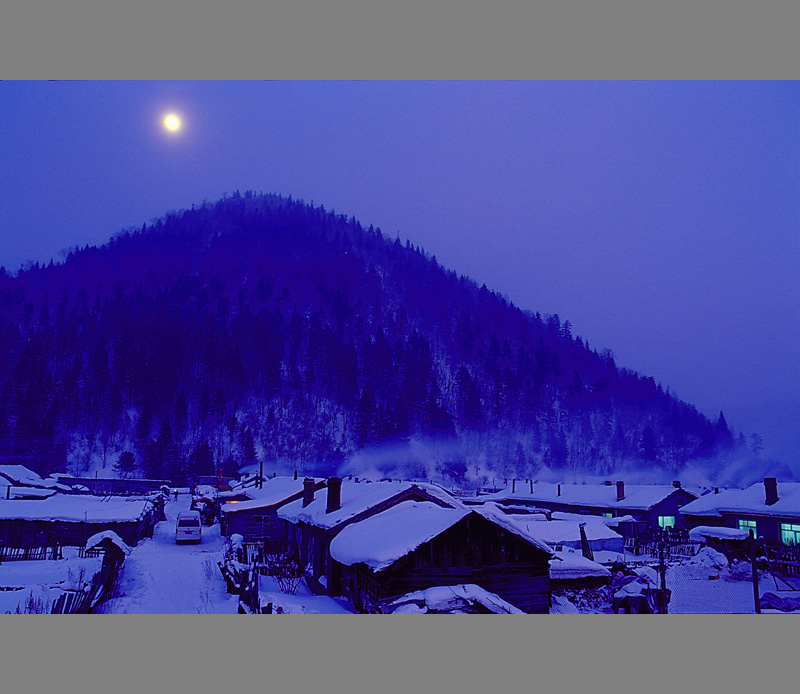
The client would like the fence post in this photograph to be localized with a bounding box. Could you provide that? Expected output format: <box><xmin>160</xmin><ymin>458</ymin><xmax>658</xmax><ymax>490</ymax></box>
<box><xmin>750</xmin><ymin>530</ymin><xmax>761</xmax><ymax>614</ymax></box>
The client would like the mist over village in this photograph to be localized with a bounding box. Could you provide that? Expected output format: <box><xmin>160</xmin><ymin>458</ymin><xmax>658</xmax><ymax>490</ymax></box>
<box><xmin>1</xmin><ymin>81</ymin><xmax>798</xmax><ymax>614</ymax></box>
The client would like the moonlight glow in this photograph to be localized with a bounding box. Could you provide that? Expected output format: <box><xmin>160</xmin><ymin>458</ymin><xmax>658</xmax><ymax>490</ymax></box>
<box><xmin>163</xmin><ymin>114</ymin><xmax>181</xmax><ymax>131</ymax></box>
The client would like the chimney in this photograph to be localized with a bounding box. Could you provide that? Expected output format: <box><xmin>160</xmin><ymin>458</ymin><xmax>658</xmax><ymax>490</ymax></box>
<box><xmin>294</xmin><ymin>470</ymin><xmax>298</xmax><ymax>480</ymax></box>
<box><xmin>604</xmin><ymin>480</ymin><xmax>613</xmax><ymax>486</ymax></box>
<box><xmin>557</xmin><ymin>484</ymin><xmax>561</xmax><ymax>497</ymax></box>
<box><xmin>326</xmin><ymin>477</ymin><xmax>342</xmax><ymax>514</ymax></box>
<box><xmin>616</xmin><ymin>481</ymin><xmax>625</xmax><ymax>501</ymax></box>
<box><xmin>764</xmin><ymin>477</ymin><xmax>779</xmax><ymax>506</ymax></box>
<box><xmin>512</xmin><ymin>479</ymin><xmax>516</xmax><ymax>493</ymax></box>
<box><xmin>714</xmin><ymin>487</ymin><xmax>719</xmax><ymax>494</ymax></box>
<box><xmin>672</xmin><ymin>480</ymin><xmax>681</xmax><ymax>488</ymax></box>
<box><xmin>302</xmin><ymin>477</ymin><xmax>316</xmax><ymax>507</ymax></box>
<box><xmin>530</xmin><ymin>479</ymin><xmax>533</xmax><ymax>494</ymax></box>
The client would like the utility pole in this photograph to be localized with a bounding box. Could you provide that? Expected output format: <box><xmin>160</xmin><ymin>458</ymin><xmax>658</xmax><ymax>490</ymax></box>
<box><xmin>657</xmin><ymin>531</ymin><xmax>668</xmax><ymax>614</ymax></box>
<box><xmin>750</xmin><ymin>530</ymin><xmax>761</xmax><ymax>614</ymax></box>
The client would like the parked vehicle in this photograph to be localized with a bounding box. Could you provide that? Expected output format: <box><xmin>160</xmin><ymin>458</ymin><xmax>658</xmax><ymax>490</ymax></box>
<box><xmin>175</xmin><ymin>511</ymin><xmax>202</xmax><ymax>544</ymax></box>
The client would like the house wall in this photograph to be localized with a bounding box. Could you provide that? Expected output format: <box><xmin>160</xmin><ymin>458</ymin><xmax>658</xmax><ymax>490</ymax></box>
<box><xmin>721</xmin><ymin>514</ymin><xmax>783</xmax><ymax>544</ymax></box>
<box><xmin>682</xmin><ymin>512</ymin><xmax>799</xmax><ymax>545</ymax></box>
<box><xmin>646</xmin><ymin>490</ymin><xmax>697</xmax><ymax>528</ymax></box>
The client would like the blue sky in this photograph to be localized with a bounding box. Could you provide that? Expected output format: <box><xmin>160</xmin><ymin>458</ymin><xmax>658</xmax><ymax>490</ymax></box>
<box><xmin>1</xmin><ymin>81</ymin><xmax>798</xmax><ymax>462</ymax></box>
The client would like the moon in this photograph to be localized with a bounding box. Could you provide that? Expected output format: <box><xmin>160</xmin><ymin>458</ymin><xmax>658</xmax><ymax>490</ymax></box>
<box><xmin>163</xmin><ymin>114</ymin><xmax>181</xmax><ymax>132</ymax></box>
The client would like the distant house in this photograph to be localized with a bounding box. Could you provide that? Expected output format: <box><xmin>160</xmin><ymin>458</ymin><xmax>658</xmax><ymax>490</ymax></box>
<box><xmin>1</xmin><ymin>465</ymin><xmax>71</xmax><ymax>498</ymax></box>
<box><xmin>472</xmin><ymin>505</ymin><xmax>624</xmax><ymax>555</ymax></box>
<box><xmin>55</xmin><ymin>476</ymin><xmax>172</xmax><ymax>496</ymax></box>
<box><xmin>679</xmin><ymin>478</ymin><xmax>800</xmax><ymax>547</ymax></box>
<box><xmin>0</xmin><ymin>495</ymin><xmax>157</xmax><ymax>548</ymax></box>
<box><xmin>328</xmin><ymin>500</ymin><xmax>554</xmax><ymax>613</ymax></box>
<box><xmin>277</xmin><ymin>478</ymin><xmax>466</xmax><ymax>597</ymax></box>
<box><xmin>219</xmin><ymin>476</ymin><xmax>326</xmax><ymax>549</ymax></box>
<box><xmin>470</xmin><ymin>480</ymin><xmax>698</xmax><ymax>533</ymax></box>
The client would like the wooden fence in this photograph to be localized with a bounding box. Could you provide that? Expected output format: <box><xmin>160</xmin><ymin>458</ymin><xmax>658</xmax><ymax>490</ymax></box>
<box><xmin>0</xmin><ymin>543</ymin><xmax>62</xmax><ymax>562</ymax></box>
<box><xmin>50</xmin><ymin>550</ymin><xmax>125</xmax><ymax>614</ymax></box>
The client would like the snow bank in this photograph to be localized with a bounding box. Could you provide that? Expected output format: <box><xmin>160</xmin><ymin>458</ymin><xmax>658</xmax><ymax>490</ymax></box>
<box><xmin>379</xmin><ymin>584</ymin><xmax>524</xmax><ymax>614</ymax></box>
<box><xmin>687</xmin><ymin>547</ymin><xmax>729</xmax><ymax>571</ymax></box>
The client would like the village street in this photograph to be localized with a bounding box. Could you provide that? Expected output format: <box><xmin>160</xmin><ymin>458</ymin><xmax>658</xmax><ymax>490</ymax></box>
<box><xmin>103</xmin><ymin>495</ymin><xmax>238</xmax><ymax>614</ymax></box>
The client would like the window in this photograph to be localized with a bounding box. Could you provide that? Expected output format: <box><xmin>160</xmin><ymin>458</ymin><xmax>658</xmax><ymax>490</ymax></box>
<box><xmin>658</xmin><ymin>515</ymin><xmax>675</xmax><ymax>529</ymax></box>
<box><xmin>781</xmin><ymin>523</ymin><xmax>800</xmax><ymax>545</ymax></box>
<box><xmin>738</xmin><ymin>519</ymin><xmax>757</xmax><ymax>537</ymax></box>
<box><xmin>602</xmin><ymin>512</ymin><xmax>613</xmax><ymax>519</ymax></box>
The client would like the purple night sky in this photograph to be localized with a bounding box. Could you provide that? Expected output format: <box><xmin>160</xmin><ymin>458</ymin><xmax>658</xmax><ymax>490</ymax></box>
<box><xmin>1</xmin><ymin>81</ymin><xmax>798</xmax><ymax>464</ymax></box>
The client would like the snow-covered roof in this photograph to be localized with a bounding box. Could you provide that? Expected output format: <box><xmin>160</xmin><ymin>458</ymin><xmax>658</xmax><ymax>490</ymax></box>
<box><xmin>0</xmin><ymin>495</ymin><xmax>152</xmax><ymax>522</ymax></box>
<box><xmin>330</xmin><ymin>501</ymin><xmax>470</xmax><ymax>571</ymax></box>
<box><xmin>501</xmin><ymin>512</ymin><xmax>622</xmax><ymax>546</ymax></box>
<box><xmin>6</xmin><ymin>486</ymin><xmax>57</xmax><ymax>499</ymax></box>
<box><xmin>472</xmin><ymin>504</ymin><xmax>557</xmax><ymax>555</ymax></box>
<box><xmin>220</xmin><ymin>477</ymin><xmax>324</xmax><ymax>515</ymax></box>
<box><xmin>277</xmin><ymin>479</ymin><xmax>462</xmax><ymax>530</ymax></box>
<box><xmin>378</xmin><ymin>584</ymin><xmax>524</xmax><ymax>614</ymax></box>
<box><xmin>479</xmin><ymin>481</ymin><xmax>694</xmax><ymax>511</ymax></box>
<box><xmin>84</xmin><ymin>530</ymin><xmax>133</xmax><ymax>555</ymax></box>
<box><xmin>0</xmin><ymin>464</ymin><xmax>49</xmax><ymax>488</ymax></box>
<box><xmin>549</xmin><ymin>550</ymin><xmax>612</xmax><ymax>580</ymax></box>
<box><xmin>688</xmin><ymin>526</ymin><xmax>749</xmax><ymax>542</ymax></box>
<box><xmin>679</xmin><ymin>482</ymin><xmax>800</xmax><ymax>519</ymax></box>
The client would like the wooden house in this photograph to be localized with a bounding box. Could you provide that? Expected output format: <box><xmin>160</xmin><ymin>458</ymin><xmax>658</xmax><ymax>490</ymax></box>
<box><xmin>0</xmin><ymin>495</ymin><xmax>157</xmax><ymax>548</ymax></box>
<box><xmin>219</xmin><ymin>476</ymin><xmax>326</xmax><ymax>549</ymax></box>
<box><xmin>55</xmin><ymin>475</ymin><xmax>173</xmax><ymax>496</ymax></box>
<box><xmin>277</xmin><ymin>478</ymin><xmax>464</xmax><ymax>597</ymax></box>
<box><xmin>471</xmin><ymin>480</ymin><xmax>698</xmax><ymax>533</ymax></box>
<box><xmin>680</xmin><ymin>478</ymin><xmax>800</xmax><ymax>547</ymax></box>
<box><xmin>328</xmin><ymin>501</ymin><xmax>554</xmax><ymax>613</ymax></box>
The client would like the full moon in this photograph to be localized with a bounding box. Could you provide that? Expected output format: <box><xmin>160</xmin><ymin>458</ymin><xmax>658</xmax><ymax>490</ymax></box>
<box><xmin>163</xmin><ymin>114</ymin><xmax>181</xmax><ymax>131</ymax></box>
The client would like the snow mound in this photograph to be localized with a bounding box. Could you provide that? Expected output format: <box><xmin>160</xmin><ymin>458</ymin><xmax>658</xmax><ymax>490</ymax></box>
<box><xmin>687</xmin><ymin>547</ymin><xmax>728</xmax><ymax>571</ymax></box>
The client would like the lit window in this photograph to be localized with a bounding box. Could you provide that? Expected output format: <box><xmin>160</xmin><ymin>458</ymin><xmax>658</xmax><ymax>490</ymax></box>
<box><xmin>780</xmin><ymin>523</ymin><xmax>800</xmax><ymax>545</ymax></box>
<box><xmin>658</xmin><ymin>515</ymin><xmax>675</xmax><ymax>529</ymax></box>
<box><xmin>602</xmin><ymin>512</ymin><xmax>613</xmax><ymax>519</ymax></box>
<box><xmin>738</xmin><ymin>519</ymin><xmax>757</xmax><ymax>537</ymax></box>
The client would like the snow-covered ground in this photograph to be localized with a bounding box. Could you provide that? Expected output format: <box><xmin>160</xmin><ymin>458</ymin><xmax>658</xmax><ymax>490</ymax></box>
<box><xmin>103</xmin><ymin>494</ymin><xmax>239</xmax><ymax>614</ymax></box>
<box><xmin>0</xmin><ymin>548</ymin><xmax>102</xmax><ymax>613</ymax></box>
<box><xmin>256</xmin><ymin>575</ymin><xmax>357</xmax><ymax>614</ymax></box>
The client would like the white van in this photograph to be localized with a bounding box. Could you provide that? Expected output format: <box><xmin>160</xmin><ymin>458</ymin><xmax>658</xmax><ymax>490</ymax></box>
<box><xmin>175</xmin><ymin>511</ymin><xmax>202</xmax><ymax>544</ymax></box>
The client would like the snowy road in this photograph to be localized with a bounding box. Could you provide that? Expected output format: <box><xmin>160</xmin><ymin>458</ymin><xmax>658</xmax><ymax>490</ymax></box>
<box><xmin>104</xmin><ymin>495</ymin><xmax>238</xmax><ymax>614</ymax></box>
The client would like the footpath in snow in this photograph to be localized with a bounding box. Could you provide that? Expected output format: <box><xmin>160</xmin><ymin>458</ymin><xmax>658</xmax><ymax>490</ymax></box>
<box><xmin>104</xmin><ymin>495</ymin><xmax>238</xmax><ymax>614</ymax></box>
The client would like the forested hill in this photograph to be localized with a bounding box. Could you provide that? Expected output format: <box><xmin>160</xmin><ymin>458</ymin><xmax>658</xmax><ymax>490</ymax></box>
<box><xmin>0</xmin><ymin>192</ymin><xmax>753</xmax><ymax>485</ymax></box>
